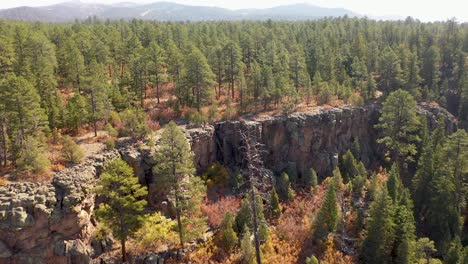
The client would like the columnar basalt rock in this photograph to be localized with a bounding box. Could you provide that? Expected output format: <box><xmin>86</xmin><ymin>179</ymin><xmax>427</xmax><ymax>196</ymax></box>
<box><xmin>0</xmin><ymin>150</ymin><xmax>120</xmax><ymax>264</ymax></box>
<box><xmin>0</xmin><ymin>103</ymin><xmax>458</xmax><ymax>263</ymax></box>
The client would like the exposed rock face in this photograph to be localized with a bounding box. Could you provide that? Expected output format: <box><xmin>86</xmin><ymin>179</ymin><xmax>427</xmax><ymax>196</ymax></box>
<box><xmin>187</xmin><ymin>104</ymin><xmax>457</xmax><ymax>178</ymax></box>
<box><xmin>0</xmin><ymin>151</ymin><xmax>120</xmax><ymax>264</ymax></box>
<box><xmin>0</xmin><ymin>103</ymin><xmax>457</xmax><ymax>263</ymax></box>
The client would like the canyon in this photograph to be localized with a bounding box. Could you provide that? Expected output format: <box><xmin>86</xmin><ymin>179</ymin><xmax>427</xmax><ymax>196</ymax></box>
<box><xmin>0</xmin><ymin>103</ymin><xmax>456</xmax><ymax>264</ymax></box>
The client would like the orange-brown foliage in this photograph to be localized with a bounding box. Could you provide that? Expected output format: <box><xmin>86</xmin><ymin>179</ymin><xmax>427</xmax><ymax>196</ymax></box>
<box><xmin>200</xmin><ymin>196</ymin><xmax>241</xmax><ymax>229</ymax></box>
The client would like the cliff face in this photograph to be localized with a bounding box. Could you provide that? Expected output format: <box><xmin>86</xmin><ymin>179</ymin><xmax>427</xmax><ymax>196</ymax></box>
<box><xmin>189</xmin><ymin>104</ymin><xmax>456</xmax><ymax>178</ymax></box>
<box><xmin>0</xmin><ymin>104</ymin><xmax>457</xmax><ymax>263</ymax></box>
<box><xmin>0</xmin><ymin>151</ymin><xmax>120</xmax><ymax>264</ymax></box>
<box><xmin>213</xmin><ymin>105</ymin><xmax>381</xmax><ymax>178</ymax></box>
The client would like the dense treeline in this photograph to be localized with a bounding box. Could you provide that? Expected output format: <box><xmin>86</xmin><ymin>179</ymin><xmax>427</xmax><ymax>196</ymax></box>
<box><xmin>0</xmin><ymin>17</ymin><xmax>467</xmax><ymax>171</ymax></box>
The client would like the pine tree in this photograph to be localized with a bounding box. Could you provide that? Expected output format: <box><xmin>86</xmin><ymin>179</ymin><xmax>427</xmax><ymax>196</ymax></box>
<box><xmin>83</xmin><ymin>61</ymin><xmax>111</xmax><ymax>137</ymax></box>
<box><xmin>304</xmin><ymin>168</ymin><xmax>318</xmax><ymax>189</ymax></box>
<box><xmin>147</xmin><ymin>41</ymin><xmax>166</xmax><ymax>104</ymax></box>
<box><xmin>422</xmin><ymin>45</ymin><xmax>441</xmax><ymax>100</ymax></box>
<box><xmin>362</xmin><ymin>73</ymin><xmax>377</xmax><ymax>102</ymax></box>
<box><xmin>444</xmin><ymin>237</ymin><xmax>463</xmax><ymax>264</ymax></box>
<box><xmin>375</xmin><ymin>89</ymin><xmax>420</xmax><ymax>166</ymax></box>
<box><xmin>241</xmin><ymin>227</ymin><xmax>256</xmax><ymax>264</ymax></box>
<box><xmin>277</xmin><ymin>172</ymin><xmax>294</xmax><ymax>201</ymax></box>
<box><xmin>270</xmin><ymin>188</ymin><xmax>281</xmax><ymax>219</ymax></box>
<box><xmin>61</xmin><ymin>135</ymin><xmax>84</xmax><ymax>164</ymax></box>
<box><xmin>378</xmin><ymin>47</ymin><xmax>404</xmax><ymax>96</ymax></box>
<box><xmin>394</xmin><ymin>191</ymin><xmax>417</xmax><ymax>264</ymax></box>
<box><xmin>181</xmin><ymin>47</ymin><xmax>215</xmax><ymax>111</ymax></box>
<box><xmin>16</xmin><ymin>135</ymin><xmax>50</xmax><ymax>174</ymax></box>
<box><xmin>216</xmin><ymin>212</ymin><xmax>238</xmax><ymax>252</ymax></box>
<box><xmin>235</xmin><ymin>194</ymin><xmax>268</xmax><ymax>242</ymax></box>
<box><xmin>405</xmin><ymin>51</ymin><xmax>422</xmax><ymax>98</ymax></box>
<box><xmin>313</xmin><ymin>180</ymin><xmax>339</xmax><ymax>241</ymax></box>
<box><xmin>341</xmin><ymin>149</ymin><xmax>359</xmax><ymax>183</ymax></box>
<box><xmin>1</xmin><ymin>74</ymin><xmax>48</xmax><ymax>160</ymax></box>
<box><xmin>223</xmin><ymin>41</ymin><xmax>242</xmax><ymax>99</ymax></box>
<box><xmin>95</xmin><ymin>158</ymin><xmax>148</xmax><ymax>263</ymax></box>
<box><xmin>361</xmin><ymin>189</ymin><xmax>396</xmax><ymax>264</ymax></box>
<box><xmin>387</xmin><ymin>163</ymin><xmax>403</xmax><ymax>202</ymax></box>
<box><xmin>152</xmin><ymin>121</ymin><xmax>207</xmax><ymax>249</ymax></box>
<box><xmin>64</xmin><ymin>93</ymin><xmax>88</xmax><ymax>133</ymax></box>
<box><xmin>60</xmin><ymin>38</ymin><xmax>85</xmax><ymax>90</ymax></box>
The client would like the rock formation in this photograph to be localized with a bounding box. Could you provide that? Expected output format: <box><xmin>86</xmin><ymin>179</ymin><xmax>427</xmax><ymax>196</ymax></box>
<box><xmin>0</xmin><ymin>103</ymin><xmax>457</xmax><ymax>263</ymax></box>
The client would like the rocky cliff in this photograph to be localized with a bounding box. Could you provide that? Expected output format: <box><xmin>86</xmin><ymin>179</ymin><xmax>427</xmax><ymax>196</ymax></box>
<box><xmin>0</xmin><ymin>151</ymin><xmax>120</xmax><ymax>264</ymax></box>
<box><xmin>0</xmin><ymin>103</ymin><xmax>457</xmax><ymax>263</ymax></box>
<box><xmin>188</xmin><ymin>103</ymin><xmax>456</xmax><ymax>179</ymax></box>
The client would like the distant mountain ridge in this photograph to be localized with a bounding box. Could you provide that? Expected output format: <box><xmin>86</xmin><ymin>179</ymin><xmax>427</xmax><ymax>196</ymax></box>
<box><xmin>0</xmin><ymin>1</ymin><xmax>360</xmax><ymax>22</ymax></box>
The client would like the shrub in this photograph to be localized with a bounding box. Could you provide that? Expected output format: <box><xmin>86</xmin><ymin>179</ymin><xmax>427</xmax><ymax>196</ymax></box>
<box><xmin>201</xmin><ymin>196</ymin><xmax>240</xmax><ymax>228</ymax></box>
<box><xmin>306</xmin><ymin>255</ymin><xmax>319</xmax><ymax>264</ymax></box>
<box><xmin>317</xmin><ymin>83</ymin><xmax>332</xmax><ymax>105</ymax></box>
<box><xmin>215</xmin><ymin>212</ymin><xmax>238</xmax><ymax>252</ymax></box>
<box><xmin>202</xmin><ymin>162</ymin><xmax>229</xmax><ymax>188</ymax></box>
<box><xmin>208</xmin><ymin>102</ymin><xmax>218</xmax><ymax>122</ymax></box>
<box><xmin>134</xmin><ymin>212</ymin><xmax>178</xmax><ymax>250</ymax></box>
<box><xmin>349</xmin><ymin>93</ymin><xmax>364</xmax><ymax>106</ymax></box>
<box><xmin>188</xmin><ymin>111</ymin><xmax>206</xmax><ymax>126</ymax></box>
<box><xmin>104</xmin><ymin>139</ymin><xmax>115</xmax><ymax>150</ymax></box>
<box><xmin>17</xmin><ymin>136</ymin><xmax>51</xmax><ymax>174</ymax></box>
<box><xmin>104</xmin><ymin>123</ymin><xmax>118</xmax><ymax>137</ymax></box>
<box><xmin>119</xmin><ymin>107</ymin><xmax>150</xmax><ymax>139</ymax></box>
<box><xmin>61</xmin><ymin>135</ymin><xmax>85</xmax><ymax>164</ymax></box>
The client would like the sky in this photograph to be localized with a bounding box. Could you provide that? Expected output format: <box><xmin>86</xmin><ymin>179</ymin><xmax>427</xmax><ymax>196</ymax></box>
<box><xmin>0</xmin><ymin>0</ymin><xmax>467</xmax><ymax>22</ymax></box>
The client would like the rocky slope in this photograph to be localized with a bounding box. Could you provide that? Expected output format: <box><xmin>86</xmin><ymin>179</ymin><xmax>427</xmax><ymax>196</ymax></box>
<box><xmin>0</xmin><ymin>103</ymin><xmax>457</xmax><ymax>263</ymax></box>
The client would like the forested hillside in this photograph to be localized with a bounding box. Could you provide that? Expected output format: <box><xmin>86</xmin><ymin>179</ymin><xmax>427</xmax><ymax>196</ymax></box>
<box><xmin>0</xmin><ymin>17</ymin><xmax>467</xmax><ymax>263</ymax></box>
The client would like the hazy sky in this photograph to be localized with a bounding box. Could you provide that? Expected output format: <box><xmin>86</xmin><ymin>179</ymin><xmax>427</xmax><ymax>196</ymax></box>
<box><xmin>1</xmin><ymin>0</ymin><xmax>467</xmax><ymax>22</ymax></box>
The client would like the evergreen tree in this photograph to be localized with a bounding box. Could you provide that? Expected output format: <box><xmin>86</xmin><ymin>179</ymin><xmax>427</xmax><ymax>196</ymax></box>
<box><xmin>360</xmin><ymin>73</ymin><xmax>377</xmax><ymax>102</ymax></box>
<box><xmin>235</xmin><ymin>194</ymin><xmax>268</xmax><ymax>242</ymax></box>
<box><xmin>378</xmin><ymin>47</ymin><xmax>404</xmax><ymax>96</ymax></box>
<box><xmin>375</xmin><ymin>89</ymin><xmax>420</xmax><ymax>166</ymax></box>
<box><xmin>216</xmin><ymin>212</ymin><xmax>238</xmax><ymax>252</ymax></box>
<box><xmin>16</xmin><ymin>135</ymin><xmax>50</xmax><ymax>174</ymax></box>
<box><xmin>83</xmin><ymin>61</ymin><xmax>111</xmax><ymax>137</ymax></box>
<box><xmin>61</xmin><ymin>135</ymin><xmax>84</xmax><ymax>164</ymax></box>
<box><xmin>444</xmin><ymin>238</ymin><xmax>463</xmax><ymax>264</ymax></box>
<box><xmin>341</xmin><ymin>149</ymin><xmax>359</xmax><ymax>183</ymax></box>
<box><xmin>304</xmin><ymin>168</ymin><xmax>318</xmax><ymax>189</ymax></box>
<box><xmin>64</xmin><ymin>93</ymin><xmax>88</xmax><ymax>133</ymax></box>
<box><xmin>95</xmin><ymin>158</ymin><xmax>148</xmax><ymax>263</ymax></box>
<box><xmin>387</xmin><ymin>163</ymin><xmax>403</xmax><ymax>202</ymax></box>
<box><xmin>361</xmin><ymin>189</ymin><xmax>396</xmax><ymax>264</ymax></box>
<box><xmin>60</xmin><ymin>38</ymin><xmax>85</xmax><ymax>90</ymax></box>
<box><xmin>422</xmin><ymin>45</ymin><xmax>441</xmax><ymax>100</ymax></box>
<box><xmin>270</xmin><ymin>188</ymin><xmax>281</xmax><ymax>219</ymax></box>
<box><xmin>152</xmin><ymin>121</ymin><xmax>207</xmax><ymax>249</ymax></box>
<box><xmin>313</xmin><ymin>180</ymin><xmax>339</xmax><ymax>241</ymax></box>
<box><xmin>147</xmin><ymin>41</ymin><xmax>166</xmax><ymax>104</ymax></box>
<box><xmin>394</xmin><ymin>191</ymin><xmax>417</xmax><ymax>264</ymax></box>
<box><xmin>240</xmin><ymin>227</ymin><xmax>256</xmax><ymax>264</ymax></box>
<box><xmin>181</xmin><ymin>47</ymin><xmax>215</xmax><ymax>111</ymax></box>
<box><xmin>0</xmin><ymin>74</ymin><xmax>48</xmax><ymax>160</ymax></box>
<box><xmin>405</xmin><ymin>51</ymin><xmax>422</xmax><ymax>98</ymax></box>
<box><xmin>277</xmin><ymin>172</ymin><xmax>294</xmax><ymax>201</ymax></box>
<box><xmin>223</xmin><ymin>41</ymin><xmax>242</xmax><ymax>99</ymax></box>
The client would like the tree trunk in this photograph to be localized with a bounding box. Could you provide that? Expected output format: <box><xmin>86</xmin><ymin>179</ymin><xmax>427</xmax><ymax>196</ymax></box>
<box><xmin>156</xmin><ymin>73</ymin><xmax>160</xmax><ymax>104</ymax></box>
<box><xmin>250</xmin><ymin>185</ymin><xmax>262</xmax><ymax>264</ymax></box>
<box><xmin>0</xmin><ymin>122</ymin><xmax>7</xmax><ymax>167</ymax></box>
<box><xmin>121</xmin><ymin>239</ymin><xmax>126</xmax><ymax>263</ymax></box>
